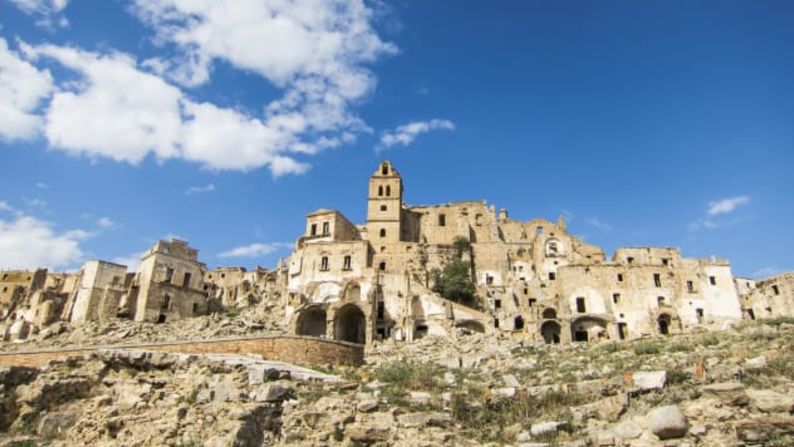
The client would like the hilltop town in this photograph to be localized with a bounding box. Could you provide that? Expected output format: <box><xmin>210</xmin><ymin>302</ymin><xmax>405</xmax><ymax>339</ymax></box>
<box><xmin>1</xmin><ymin>161</ymin><xmax>793</xmax><ymax>446</ymax></box>
<box><xmin>1</xmin><ymin>161</ymin><xmax>792</xmax><ymax>346</ymax></box>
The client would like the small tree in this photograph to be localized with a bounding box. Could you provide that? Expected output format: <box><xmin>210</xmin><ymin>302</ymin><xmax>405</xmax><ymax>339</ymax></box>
<box><xmin>433</xmin><ymin>258</ymin><xmax>477</xmax><ymax>307</ymax></box>
<box><xmin>452</xmin><ymin>236</ymin><xmax>471</xmax><ymax>259</ymax></box>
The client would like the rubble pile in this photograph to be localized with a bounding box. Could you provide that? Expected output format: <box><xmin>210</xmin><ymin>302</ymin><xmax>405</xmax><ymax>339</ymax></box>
<box><xmin>1</xmin><ymin>318</ymin><xmax>793</xmax><ymax>446</ymax></box>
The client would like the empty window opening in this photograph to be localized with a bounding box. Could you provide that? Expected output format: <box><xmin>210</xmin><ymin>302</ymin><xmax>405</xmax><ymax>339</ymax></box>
<box><xmin>494</xmin><ymin>299</ymin><xmax>502</xmax><ymax>309</ymax></box>
<box><xmin>486</xmin><ymin>275</ymin><xmax>494</xmax><ymax>285</ymax></box>
<box><xmin>523</xmin><ymin>287</ymin><xmax>528</xmax><ymax>295</ymax></box>
<box><xmin>192</xmin><ymin>303</ymin><xmax>198</xmax><ymax>314</ymax></box>
<box><xmin>687</xmin><ymin>281</ymin><xmax>694</xmax><ymax>293</ymax></box>
<box><xmin>322</xmin><ymin>222</ymin><xmax>330</xmax><ymax>235</ymax></box>
<box><xmin>343</xmin><ymin>255</ymin><xmax>352</xmax><ymax>270</ymax></box>
<box><xmin>748</xmin><ymin>309</ymin><xmax>756</xmax><ymax>320</ymax></box>
<box><xmin>657</xmin><ymin>314</ymin><xmax>671</xmax><ymax>335</ymax></box>
<box><xmin>381</xmin><ymin>163</ymin><xmax>389</xmax><ymax>175</ymax></box>
<box><xmin>386</xmin><ymin>185</ymin><xmax>391</xmax><ymax>196</ymax></box>
<box><xmin>183</xmin><ymin>272</ymin><xmax>192</xmax><ymax>288</ymax></box>
<box><xmin>617</xmin><ymin>273</ymin><xmax>624</xmax><ymax>282</ymax></box>
<box><xmin>528</xmin><ymin>298</ymin><xmax>536</xmax><ymax>307</ymax></box>
<box><xmin>612</xmin><ymin>293</ymin><xmax>620</xmax><ymax>304</ymax></box>
<box><xmin>380</xmin><ymin>246</ymin><xmax>386</xmax><ymax>252</ymax></box>
<box><xmin>576</xmin><ymin>297</ymin><xmax>586</xmax><ymax>313</ymax></box>
<box><xmin>548</xmin><ymin>241</ymin><xmax>559</xmax><ymax>254</ymax></box>
<box><xmin>494</xmin><ymin>318</ymin><xmax>499</xmax><ymax>328</ymax></box>
<box><xmin>657</xmin><ymin>296</ymin><xmax>665</xmax><ymax>306</ymax></box>
<box><xmin>653</xmin><ymin>273</ymin><xmax>662</xmax><ymax>287</ymax></box>
<box><xmin>379</xmin><ymin>262</ymin><xmax>386</xmax><ymax>271</ymax></box>
<box><xmin>380</xmin><ymin>205</ymin><xmax>387</xmax><ymax>211</ymax></box>
<box><xmin>696</xmin><ymin>308</ymin><xmax>704</xmax><ymax>323</ymax></box>
<box><xmin>162</xmin><ymin>295</ymin><xmax>171</xmax><ymax>310</ymax></box>
<box><xmin>320</xmin><ymin>256</ymin><xmax>329</xmax><ymax>271</ymax></box>
<box><xmin>548</xmin><ymin>272</ymin><xmax>556</xmax><ymax>281</ymax></box>
<box><xmin>709</xmin><ymin>276</ymin><xmax>717</xmax><ymax>286</ymax></box>
<box><xmin>311</xmin><ymin>223</ymin><xmax>317</xmax><ymax>236</ymax></box>
<box><xmin>378</xmin><ymin>185</ymin><xmax>383</xmax><ymax>196</ymax></box>
<box><xmin>157</xmin><ymin>314</ymin><xmax>167</xmax><ymax>324</ymax></box>
<box><xmin>514</xmin><ymin>315</ymin><xmax>524</xmax><ymax>330</ymax></box>
<box><xmin>574</xmin><ymin>328</ymin><xmax>589</xmax><ymax>342</ymax></box>
<box><xmin>379</xmin><ymin>228</ymin><xmax>386</xmax><ymax>238</ymax></box>
<box><xmin>627</xmin><ymin>257</ymin><xmax>634</xmax><ymax>264</ymax></box>
<box><xmin>438</xmin><ymin>214</ymin><xmax>446</xmax><ymax>227</ymax></box>
<box><xmin>475</xmin><ymin>213</ymin><xmax>483</xmax><ymax>226</ymax></box>
<box><xmin>618</xmin><ymin>322</ymin><xmax>628</xmax><ymax>340</ymax></box>
<box><xmin>772</xmin><ymin>285</ymin><xmax>780</xmax><ymax>295</ymax></box>
<box><xmin>662</xmin><ymin>258</ymin><xmax>669</xmax><ymax>266</ymax></box>
<box><xmin>377</xmin><ymin>301</ymin><xmax>385</xmax><ymax>320</ymax></box>
<box><xmin>165</xmin><ymin>267</ymin><xmax>174</xmax><ymax>283</ymax></box>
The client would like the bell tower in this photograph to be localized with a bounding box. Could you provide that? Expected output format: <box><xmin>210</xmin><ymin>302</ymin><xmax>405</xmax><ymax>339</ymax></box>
<box><xmin>367</xmin><ymin>161</ymin><xmax>402</xmax><ymax>243</ymax></box>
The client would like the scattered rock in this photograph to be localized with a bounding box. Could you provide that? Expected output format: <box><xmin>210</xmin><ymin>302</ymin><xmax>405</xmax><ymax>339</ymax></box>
<box><xmin>648</xmin><ymin>405</ymin><xmax>689</xmax><ymax>440</ymax></box>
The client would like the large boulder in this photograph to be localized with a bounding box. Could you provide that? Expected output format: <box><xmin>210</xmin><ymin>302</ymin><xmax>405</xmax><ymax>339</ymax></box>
<box><xmin>747</xmin><ymin>389</ymin><xmax>794</xmax><ymax>413</ymax></box>
<box><xmin>648</xmin><ymin>405</ymin><xmax>689</xmax><ymax>440</ymax></box>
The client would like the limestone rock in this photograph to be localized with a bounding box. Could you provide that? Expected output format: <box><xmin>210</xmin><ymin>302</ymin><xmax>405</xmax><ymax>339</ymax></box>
<box><xmin>632</xmin><ymin>371</ymin><xmax>666</xmax><ymax>391</ymax></box>
<box><xmin>747</xmin><ymin>389</ymin><xmax>794</xmax><ymax>413</ymax></box>
<box><xmin>648</xmin><ymin>405</ymin><xmax>689</xmax><ymax>440</ymax></box>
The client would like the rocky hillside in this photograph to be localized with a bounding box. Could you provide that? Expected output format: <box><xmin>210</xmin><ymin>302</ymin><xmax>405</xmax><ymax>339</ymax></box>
<box><xmin>1</xmin><ymin>319</ymin><xmax>793</xmax><ymax>446</ymax></box>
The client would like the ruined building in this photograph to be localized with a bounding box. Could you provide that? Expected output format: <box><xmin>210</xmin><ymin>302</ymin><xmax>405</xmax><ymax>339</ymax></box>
<box><xmin>285</xmin><ymin>161</ymin><xmax>748</xmax><ymax>345</ymax></box>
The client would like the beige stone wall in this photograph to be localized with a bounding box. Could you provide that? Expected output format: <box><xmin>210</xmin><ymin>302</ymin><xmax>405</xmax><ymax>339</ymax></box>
<box><xmin>741</xmin><ymin>272</ymin><xmax>794</xmax><ymax>319</ymax></box>
<box><xmin>70</xmin><ymin>260</ymin><xmax>128</xmax><ymax>323</ymax></box>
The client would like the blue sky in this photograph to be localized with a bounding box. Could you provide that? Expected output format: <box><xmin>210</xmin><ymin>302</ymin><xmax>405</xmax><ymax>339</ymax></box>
<box><xmin>0</xmin><ymin>0</ymin><xmax>792</xmax><ymax>278</ymax></box>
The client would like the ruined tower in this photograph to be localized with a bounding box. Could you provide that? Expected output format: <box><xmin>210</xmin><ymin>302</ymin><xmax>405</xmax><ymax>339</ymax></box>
<box><xmin>366</xmin><ymin>161</ymin><xmax>403</xmax><ymax>243</ymax></box>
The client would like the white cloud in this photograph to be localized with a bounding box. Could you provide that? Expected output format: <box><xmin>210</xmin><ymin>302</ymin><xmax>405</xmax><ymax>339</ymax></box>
<box><xmin>185</xmin><ymin>183</ymin><xmax>216</xmax><ymax>195</ymax></box>
<box><xmin>584</xmin><ymin>216</ymin><xmax>611</xmax><ymax>231</ymax></box>
<box><xmin>111</xmin><ymin>251</ymin><xmax>145</xmax><ymax>271</ymax></box>
<box><xmin>0</xmin><ymin>38</ymin><xmax>53</xmax><ymax>141</ymax></box>
<box><xmin>379</xmin><ymin>119</ymin><xmax>455</xmax><ymax>149</ymax></box>
<box><xmin>35</xmin><ymin>182</ymin><xmax>49</xmax><ymax>189</ymax></box>
<box><xmin>218</xmin><ymin>242</ymin><xmax>292</xmax><ymax>258</ymax></box>
<box><xmin>707</xmin><ymin>195</ymin><xmax>750</xmax><ymax>216</ymax></box>
<box><xmin>751</xmin><ymin>267</ymin><xmax>779</xmax><ymax>279</ymax></box>
<box><xmin>0</xmin><ymin>213</ymin><xmax>88</xmax><ymax>269</ymax></box>
<box><xmin>8</xmin><ymin>0</ymin><xmax>70</xmax><ymax>28</ymax></box>
<box><xmin>97</xmin><ymin>217</ymin><xmax>115</xmax><ymax>228</ymax></box>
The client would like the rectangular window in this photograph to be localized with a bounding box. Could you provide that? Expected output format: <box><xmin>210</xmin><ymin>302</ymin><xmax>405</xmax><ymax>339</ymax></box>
<box><xmin>494</xmin><ymin>299</ymin><xmax>502</xmax><ymax>309</ymax></box>
<box><xmin>696</xmin><ymin>308</ymin><xmax>704</xmax><ymax>323</ymax></box>
<box><xmin>322</xmin><ymin>222</ymin><xmax>330</xmax><ymax>235</ymax></box>
<box><xmin>528</xmin><ymin>298</ymin><xmax>536</xmax><ymax>307</ymax></box>
<box><xmin>183</xmin><ymin>272</ymin><xmax>192</xmax><ymax>288</ymax></box>
<box><xmin>662</xmin><ymin>258</ymin><xmax>669</xmax><ymax>266</ymax></box>
<box><xmin>709</xmin><ymin>276</ymin><xmax>716</xmax><ymax>286</ymax></box>
<box><xmin>653</xmin><ymin>273</ymin><xmax>662</xmax><ymax>287</ymax></box>
<box><xmin>320</xmin><ymin>256</ymin><xmax>329</xmax><ymax>271</ymax></box>
<box><xmin>612</xmin><ymin>293</ymin><xmax>620</xmax><ymax>304</ymax></box>
<box><xmin>576</xmin><ymin>297</ymin><xmax>586</xmax><ymax>313</ymax></box>
<box><xmin>486</xmin><ymin>275</ymin><xmax>494</xmax><ymax>285</ymax></box>
<box><xmin>687</xmin><ymin>281</ymin><xmax>694</xmax><ymax>293</ymax></box>
<box><xmin>310</xmin><ymin>223</ymin><xmax>317</xmax><ymax>236</ymax></box>
<box><xmin>494</xmin><ymin>318</ymin><xmax>499</xmax><ymax>328</ymax></box>
<box><xmin>549</xmin><ymin>272</ymin><xmax>556</xmax><ymax>281</ymax></box>
<box><xmin>627</xmin><ymin>257</ymin><xmax>634</xmax><ymax>264</ymax></box>
<box><xmin>438</xmin><ymin>214</ymin><xmax>446</xmax><ymax>227</ymax></box>
<box><xmin>165</xmin><ymin>267</ymin><xmax>174</xmax><ymax>283</ymax></box>
<box><xmin>617</xmin><ymin>273</ymin><xmax>624</xmax><ymax>282</ymax></box>
<box><xmin>772</xmin><ymin>285</ymin><xmax>780</xmax><ymax>295</ymax></box>
<box><xmin>343</xmin><ymin>255</ymin><xmax>352</xmax><ymax>270</ymax></box>
<box><xmin>475</xmin><ymin>213</ymin><xmax>482</xmax><ymax>226</ymax></box>
<box><xmin>523</xmin><ymin>287</ymin><xmax>528</xmax><ymax>295</ymax></box>
<box><xmin>377</xmin><ymin>302</ymin><xmax>385</xmax><ymax>319</ymax></box>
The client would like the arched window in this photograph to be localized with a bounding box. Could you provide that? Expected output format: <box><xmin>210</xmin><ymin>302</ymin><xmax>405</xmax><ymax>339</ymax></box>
<box><xmin>382</xmin><ymin>163</ymin><xmax>389</xmax><ymax>175</ymax></box>
<box><xmin>380</xmin><ymin>228</ymin><xmax>386</xmax><ymax>238</ymax></box>
<box><xmin>379</xmin><ymin>261</ymin><xmax>386</xmax><ymax>271</ymax></box>
<box><xmin>378</xmin><ymin>185</ymin><xmax>383</xmax><ymax>196</ymax></box>
<box><xmin>386</xmin><ymin>185</ymin><xmax>391</xmax><ymax>196</ymax></box>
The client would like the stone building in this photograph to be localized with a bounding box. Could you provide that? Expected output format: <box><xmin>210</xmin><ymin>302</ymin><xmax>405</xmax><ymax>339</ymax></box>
<box><xmin>126</xmin><ymin>239</ymin><xmax>209</xmax><ymax>323</ymax></box>
<box><xmin>203</xmin><ymin>266</ymin><xmax>286</xmax><ymax>308</ymax></box>
<box><xmin>285</xmin><ymin>161</ymin><xmax>748</xmax><ymax>345</ymax></box>
<box><xmin>738</xmin><ymin>272</ymin><xmax>794</xmax><ymax>320</ymax></box>
<box><xmin>66</xmin><ymin>260</ymin><xmax>132</xmax><ymax>323</ymax></box>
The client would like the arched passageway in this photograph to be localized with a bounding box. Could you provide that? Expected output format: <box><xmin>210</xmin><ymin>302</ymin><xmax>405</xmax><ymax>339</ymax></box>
<box><xmin>571</xmin><ymin>317</ymin><xmax>608</xmax><ymax>342</ymax></box>
<box><xmin>514</xmin><ymin>315</ymin><xmax>524</xmax><ymax>330</ymax></box>
<box><xmin>456</xmin><ymin>320</ymin><xmax>485</xmax><ymax>333</ymax></box>
<box><xmin>296</xmin><ymin>306</ymin><xmax>327</xmax><ymax>338</ymax></box>
<box><xmin>658</xmin><ymin>314</ymin><xmax>672</xmax><ymax>335</ymax></box>
<box><xmin>540</xmin><ymin>320</ymin><xmax>561</xmax><ymax>344</ymax></box>
<box><xmin>542</xmin><ymin>308</ymin><xmax>557</xmax><ymax>320</ymax></box>
<box><xmin>334</xmin><ymin>304</ymin><xmax>366</xmax><ymax>344</ymax></box>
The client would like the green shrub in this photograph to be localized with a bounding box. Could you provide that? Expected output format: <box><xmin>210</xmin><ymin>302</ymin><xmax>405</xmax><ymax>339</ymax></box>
<box><xmin>634</xmin><ymin>340</ymin><xmax>663</xmax><ymax>355</ymax></box>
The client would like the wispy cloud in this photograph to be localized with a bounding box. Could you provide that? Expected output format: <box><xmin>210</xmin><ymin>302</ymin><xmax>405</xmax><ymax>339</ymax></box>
<box><xmin>379</xmin><ymin>119</ymin><xmax>455</xmax><ymax>149</ymax></box>
<box><xmin>751</xmin><ymin>266</ymin><xmax>779</xmax><ymax>279</ymax></box>
<box><xmin>8</xmin><ymin>0</ymin><xmax>71</xmax><ymax>29</ymax></box>
<box><xmin>35</xmin><ymin>182</ymin><xmax>48</xmax><ymax>189</ymax></box>
<box><xmin>689</xmin><ymin>194</ymin><xmax>751</xmax><ymax>233</ymax></box>
<box><xmin>97</xmin><ymin>216</ymin><xmax>116</xmax><ymax>228</ymax></box>
<box><xmin>186</xmin><ymin>183</ymin><xmax>216</xmax><ymax>195</ymax></box>
<box><xmin>584</xmin><ymin>216</ymin><xmax>611</xmax><ymax>231</ymax></box>
<box><xmin>218</xmin><ymin>242</ymin><xmax>292</xmax><ymax>259</ymax></box>
<box><xmin>708</xmin><ymin>195</ymin><xmax>750</xmax><ymax>216</ymax></box>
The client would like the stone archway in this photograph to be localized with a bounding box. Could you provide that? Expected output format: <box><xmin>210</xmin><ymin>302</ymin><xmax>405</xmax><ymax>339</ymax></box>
<box><xmin>456</xmin><ymin>320</ymin><xmax>485</xmax><ymax>333</ymax></box>
<box><xmin>540</xmin><ymin>320</ymin><xmax>561</xmax><ymax>344</ymax></box>
<box><xmin>514</xmin><ymin>315</ymin><xmax>525</xmax><ymax>330</ymax></box>
<box><xmin>542</xmin><ymin>308</ymin><xmax>557</xmax><ymax>320</ymax></box>
<box><xmin>334</xmin><ymin>304</ymin><xmax>366</xmax><ymax>344</ymax></box>
<box><xmin>295</xmin><ymin>305</ymin><xmax>327</xmax><ymax>338</ymax></box>
<box><xmin>571</xmin><ymin>316</ymin><xmax>609</xmax><ymax>342</ymax></box>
